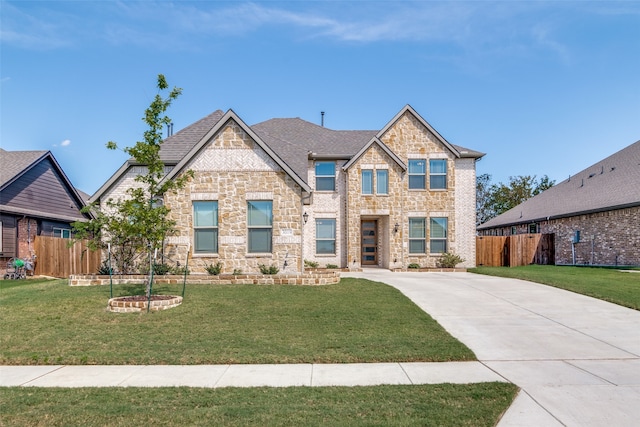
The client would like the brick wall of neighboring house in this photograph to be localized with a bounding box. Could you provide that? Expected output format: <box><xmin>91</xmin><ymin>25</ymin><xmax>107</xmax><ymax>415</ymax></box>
<box><xmin>164</xmin><ymin>121</ymin><xmax>304</xmax><ymax>275</ymax></box>
<box><xmin>379</xmin><ymin>111</ymin><xmax>458</xmax><ymax>268</ymax></box>
<box><xmin>17</xmin><ymin>217</ymin><xmax>38</xmax><ymax>260</ymax></box>
<box><xmin>481</xmin><ymin>205</ymin><xmax>640</xmax><ymax>266</ymax></box>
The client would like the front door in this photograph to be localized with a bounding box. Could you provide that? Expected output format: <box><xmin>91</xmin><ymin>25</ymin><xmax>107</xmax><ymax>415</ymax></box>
<box><xmin>361</xmin><ymin>220</ymin><xmax>377</xmax><ymax>265</ymax></box>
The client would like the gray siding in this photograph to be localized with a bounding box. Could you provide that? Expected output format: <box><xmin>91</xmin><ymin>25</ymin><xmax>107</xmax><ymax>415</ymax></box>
<box><xmin>0</xmin><ymin>158</ymin><xmax>85</xmax><ymax>220</ymax></box>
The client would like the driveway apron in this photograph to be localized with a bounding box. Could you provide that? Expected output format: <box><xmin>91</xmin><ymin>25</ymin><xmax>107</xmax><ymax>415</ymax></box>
<box><xmin>344</xmin><ymin>270</ymin><xmax>640</xmax><ymax>427</ymax></box>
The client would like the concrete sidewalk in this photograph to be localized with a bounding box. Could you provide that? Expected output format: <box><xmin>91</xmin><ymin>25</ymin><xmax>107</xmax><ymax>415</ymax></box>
<box><xmin>344</xmin><ymin>270</ymin><xmax>640</xmax><ymax>427</ymax></box>
<box><xmin>0</xmin><ymin>361</ymin><xmax>504</xmax><ymax>388</ymax></box>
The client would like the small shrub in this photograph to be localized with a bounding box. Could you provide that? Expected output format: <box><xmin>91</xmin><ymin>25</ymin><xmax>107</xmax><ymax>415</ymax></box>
<box><xmin>258</xmin><ymin>264</ymin><xmax>279</xmax><ymax>275</ymax></box>
<box><xmin>304</xmin><ymin>259</ymin><xmax>319</xmax><ymax>268</ymax></box>
<box><xmin>205</xmin><ymin>262</ymin><xmax>223</xmax><ymax>275</ymax></box>
<box><xmin>437</xmin><ymin>252</ymin><xmax>465</xmax><ymax>268</ymax></box>
<box><xmin>408</xmin><ymin>263</ymin><xmax>421</xmax><ymax>269</ymax></box>
<box><xmin>152</xmin><ymin>263</ymin><xmax>172</xmax><ymax>275</ymax></box>
<box><xmin>171</xmin><ymin>265</ymin><xmax>190</xmax><ymax>275</ymax></box>
<box><xmin>97</xmin><ymin>261</ymin><xmax>113</xmax><ymax>275</ymax></box>
<box><xmin>232</xmin><ymin>268</ymin><xmax>243</xmax><ymax>275</ymax></box>
<box><xmin>325</xmin><ymin>264</ymin><xmax>339</xmax><ymax>269</ymax></box>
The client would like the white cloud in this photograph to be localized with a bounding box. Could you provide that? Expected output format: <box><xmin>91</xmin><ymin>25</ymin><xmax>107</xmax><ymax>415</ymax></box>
<box><xmin>61</xmin><ymin>139</ymin><xmax>71</xmax><ymax>147</ymax></box>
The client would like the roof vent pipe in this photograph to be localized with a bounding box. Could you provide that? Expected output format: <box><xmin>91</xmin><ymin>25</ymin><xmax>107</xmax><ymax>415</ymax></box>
<box><xmin>321</xmin><ymin>111</ymin><xmax>325</xmax><ymax>127</ymax></box>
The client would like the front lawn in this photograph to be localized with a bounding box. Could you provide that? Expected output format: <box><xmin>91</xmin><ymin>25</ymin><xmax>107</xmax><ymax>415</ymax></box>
<box><xmin>0</xmin><ymin>383</ymin><xmax>518</xmax><ymax>427</ymax></box>
<box><xmin>0</xmin><ymin>277</ymin><xmax>475</xmax><ymax>365</ymax></box>
<box><xmin>470</xmin><ymin>265</ymin><xmax>640</xmax><ymax>310</ymax></box>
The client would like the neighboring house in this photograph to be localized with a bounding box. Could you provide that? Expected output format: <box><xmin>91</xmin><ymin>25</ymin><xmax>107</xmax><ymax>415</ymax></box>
<box><xmin>91</xmin><ymin>105</ymin><xmax>484</xmax><ymax>273</ymax></box>
<box><xmin>0</xmin><ymin>149</ymin><xmax>93</xmax><ymax>271</ymax></box>
<box><xmin>477</xmin><ymin>140</ymin><xmax>640</xmax><ymax>266</ymax></box>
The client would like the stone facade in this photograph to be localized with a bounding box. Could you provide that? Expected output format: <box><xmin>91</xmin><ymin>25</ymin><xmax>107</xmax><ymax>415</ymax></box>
<box><xmin>97</xmin><ymin>107</ymin><xmax>481</xmax><ymax>274</ymax></box>
<box><xmin>481</xmin><ymin>206</ymin><xmax>640</xmax><ymax>266</ymax></box>
<box><xmin>164</xmin><ymin>121</ymin><xmax>304</xmax><ymax>275</ymax></box>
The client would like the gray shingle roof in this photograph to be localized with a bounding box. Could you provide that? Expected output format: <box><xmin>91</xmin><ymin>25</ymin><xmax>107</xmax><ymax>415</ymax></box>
<box><xmin>0</xmin><ymin>148</ymin><xmax>48</xmax><ymax>188</ymax></box>
<box><xmin>478</xmin><ymin>140</ymin><xmax>640</xmax><ymax>229</ymax></box>
<box><xmin>158</xmin><ymin>110</ymin><xmax>225</xmax><ymax>163</ymax></box>
<box><xmin>251</xmin><ymin>118</ymin><xmax>376</xmax><ymax>183</ymax></box>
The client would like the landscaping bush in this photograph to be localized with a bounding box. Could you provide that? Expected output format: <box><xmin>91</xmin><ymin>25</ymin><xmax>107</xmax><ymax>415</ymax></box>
<box><xmin>171</xmin><ymin>265</ymin><xmax>190</xmax><ymax>275</ymax></box>
<box><xmin>205</xmin><ymin>262</ymin><xmax>223</xmax><ymax>275</ymax></box>
<box><xmin>233</xmin><ymin>268</ymin><xmax>243</xmax><ymax>275</ymax></box>
<box><xmin>437</xmin><ymin>252</ymin><xmax>465</xmax><ymax>268</ymax></box>
<box><xmin>304</xmin><ymin>259</ymin><xmax>319</xmax><ymax>268</ymax></box>
<box><xmin>258</xmin><ymin>264</ymin><xmax>279</xmax><ymax>275</ymax></box>
<box><xmin>152</xmin><ymin>262</ymin><xmax>172</xmax><ymax>275</ymax></box>
<box><xmin>408</xmin><ymin>263</ymin><xmax>421</xmax><ymax>269</ymax></box>
<box><xmin>325</xmin><ymin>264</ymin><xmax>339</xmax><ymax>269</ymax></box>
<box><xmin>97</xmin><ymin>261</ymin><xmax>113</xmax><ymax>275</ymax></box>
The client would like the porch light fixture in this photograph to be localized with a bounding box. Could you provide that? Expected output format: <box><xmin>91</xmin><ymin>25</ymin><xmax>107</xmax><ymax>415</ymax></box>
<box><xmin>303</xmin><ymin>212</ymin><xmax>309</xmax><ymax>224</ymax></box>
<box><xmin>393</xmin><ymin>222</ymin><xmax>399</xmax><ymax>233</ymax></box>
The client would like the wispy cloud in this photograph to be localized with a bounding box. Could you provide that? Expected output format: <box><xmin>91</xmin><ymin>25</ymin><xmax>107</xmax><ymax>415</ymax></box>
<box><xmin>61</xmin><ymin>139</ymin><xmax>71</xmax><ymax>147</ymax></box>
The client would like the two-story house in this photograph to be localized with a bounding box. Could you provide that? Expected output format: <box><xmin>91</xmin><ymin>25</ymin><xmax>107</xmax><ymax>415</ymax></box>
<box><xmin>91</xmin><ymin>105</ymin><xmax>484</xmax><ymax>274</ymax></box>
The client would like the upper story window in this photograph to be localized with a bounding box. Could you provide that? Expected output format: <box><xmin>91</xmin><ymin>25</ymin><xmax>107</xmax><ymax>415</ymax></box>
<box><xmin>315</xmin><ymin>161</ymin><xmax>335</xmax><ymax>191</ymax></box>
<box><xmin>53</xmin><ymin>228</ymin><xmax>71</xmax><ymax>239</ymax></box>
<box><xmin>430</xmin><ymin>217</ymin><xmax>448</xmax><ymax>253</ymax></box>
<box><xmin>361</xmin><ymin>170</ymin><xmax>373</xmax><ymax>195</ymax></box>
<box><xmin>247</xmin><ymin>201</ymin><xmax>273</xmax><ymax>253</ymax></box>
<box><xmin>408</xmin><ymin>160</ymin><xmax>426</xmax><ymax>189</ymax></box>
<box><xmin>376</xmin><ymin>170</ymin><xmax>388</xmax><ymax>194</ymax></box>
<box><xmin>429</xmin><ymin>159</ymin><xmax>447</xmax><ymax>190</ymax></box>
<box><xmin>193</xmin><ymin>201</ymin><xmax>218</xmax><ymax>253</ymax></box>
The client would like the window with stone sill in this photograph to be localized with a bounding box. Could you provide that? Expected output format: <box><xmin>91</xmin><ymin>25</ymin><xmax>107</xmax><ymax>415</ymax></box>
<box><xmin>408</xmin><ymin>159</ymin><xmax>426</xmax><ymax>189</ymax></box>
<box><xmin>193</xmin><ymin>201</ymin><xmax>218</xmax><ymax>253</ymax></box>
<box><xmin>429</xmin><ymin>159</ymin><xmax>447</xmax><ymax>190</ymax></box>
<box><xmin>429</xmin><ymin>217</ymin><xmax>448</xmax><ymax>253</ymax></box>
<box><xmin>248</xmin><ymin>200</ymin><xmax>273</xmax><ymax>253</ymax></box>
<box><xmin>316</xmin><ymin>218</ymin><xmax>336</xmax><ymax>255</ymax></box>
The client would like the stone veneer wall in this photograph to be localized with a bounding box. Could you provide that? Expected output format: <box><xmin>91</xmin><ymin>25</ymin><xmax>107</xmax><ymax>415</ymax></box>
<box><xmin>378</xmin><ymin>112</ymin><xmax>458</xmax><ymax>268</ymax></box>
<box><xmin>163</xmin><ymin>121</ymin><xmax>305</xmax><ymax>275</ymax></box>
<box><xmin>481</xmin><ymin>206</ymin><xmax>640</xmax><ymax>266</ymax></box>
<box><xmin>345</xmin><ymin>143</ymin><xmax>405</xmax><ymax>269</ymax></box>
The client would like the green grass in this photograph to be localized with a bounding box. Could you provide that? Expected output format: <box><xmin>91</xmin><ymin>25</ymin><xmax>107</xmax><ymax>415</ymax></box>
<box><xmin>0</xmin><ymin>277</ymin><xmax>475</xmax><ymax>365</ymax></box>
<box><xmin>470</xmin><ymin>265</ymin><xmax>640</xmax><ymax>310</ymax></box>
<box><xmin>0</xmin><ymin>383</ymin><xmax>518</xmax><ymax>427</ymax></box>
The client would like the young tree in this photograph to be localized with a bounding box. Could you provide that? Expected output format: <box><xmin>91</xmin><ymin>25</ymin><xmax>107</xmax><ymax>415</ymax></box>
<box><xmin>73</xmin><ymin>74</ymin><xmax>192</xmax><ymax>297</ymax></box>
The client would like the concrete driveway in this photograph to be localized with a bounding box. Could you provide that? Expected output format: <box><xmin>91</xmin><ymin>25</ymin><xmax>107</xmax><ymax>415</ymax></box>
<box><xmin>343</xmin><ymin>269</ymin><xmax>640</xmax><ymax>427</ymax></box>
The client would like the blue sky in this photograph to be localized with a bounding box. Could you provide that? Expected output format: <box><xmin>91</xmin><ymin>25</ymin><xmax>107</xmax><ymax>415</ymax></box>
<box><xmin>2</xmin><ymin>1</ymin><xmax>639</xmax><ymax>195</ymax></box>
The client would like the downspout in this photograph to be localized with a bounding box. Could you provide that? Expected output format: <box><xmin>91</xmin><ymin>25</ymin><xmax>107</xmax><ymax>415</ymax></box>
<box><xmin>400</xmin><ymin>172</ymin><xmax>405</xmax><ymax>269</ymax></box>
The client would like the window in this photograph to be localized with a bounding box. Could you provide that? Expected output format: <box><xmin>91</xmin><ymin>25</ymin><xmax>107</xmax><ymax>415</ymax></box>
<box><xmin>429</xmin><ymin>159</ymin><xmax>447</xmax><ymax>189</ymax></box>
<box><xmin>408</xmin><ymin>218</ymin><xmax>426</xmax><ymax>253</ymax></box>
<box><xmin>376</xmin><ymin>170</ymin><xmax>388</xmax><ymax>194</ymax></box>
<box><xmin>193</xmin><ymin>201</ymin><xmax>218</xmax><ymax>253</ymax></box>
<box><xmin>315</xmin><ymin>162</ymin><xmax>335</xmax><ymax>191</ymax></box>
<box><xmin>511</xmin><ymin>226</ymin><xmax>517</xmax><ymax>235</ymax></box>
<box><xmin>0</xmin><ymin>221</ymin><xmax>2</xmax><ymax>252</ymax></box>
<box><xmin>316</xmin><ymin>219</ymin><xmax>336</xmax><ymax>254</ymax></box>
<box><xmin>528</xmin><ymin>223</ymin><xmax>538</xmax><ymax>234</ymax></box>
<box><xmin>53</xmin><ymin>228</ymin><xmax>71</xmax><ymax>239</ymax></box>
<box><xmin>430</xmin><ymin>217</ymin><xmax>448</xmax><ymax>253</ymax></box>
<box><xmin>408</xmin><ymin>160</ymin><xmax>426</xmax><ymax>189</ymax></box>
<box><xmin>248</xmin><ymin>201</ymin><xmax>272</xmax><ymax>253</ymax></box>
<box><xmin>361</xmin><ymin>170</ymin><xmax>373</xmax><ymax>194</ymax></box>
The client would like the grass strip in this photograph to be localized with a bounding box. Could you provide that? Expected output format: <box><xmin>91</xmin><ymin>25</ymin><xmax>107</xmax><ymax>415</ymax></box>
<box><xmin>0</xmin><ymin>383</ymin><xmax>518</xmax><ymax>426</ymax></box>
<box><xmin>0</xmin><ymin>278</ymin><xmax>475</xmax><ymax>365</ymax></box>
<box><xmin>470</xmin><ymin>265</ymin><xmax>640</xmax><ymax>310</ymax></box>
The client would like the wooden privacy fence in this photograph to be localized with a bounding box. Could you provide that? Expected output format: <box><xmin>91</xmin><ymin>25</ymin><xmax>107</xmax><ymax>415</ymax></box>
<box><xmin>34</xmin><ymin>236</ymin><xmax>101</xmax><ymax>278</ymax></box>
<box><xmin>476</xmin><ymin>234</ymin><xmax>555</xmax><ymax>267</ymax></box>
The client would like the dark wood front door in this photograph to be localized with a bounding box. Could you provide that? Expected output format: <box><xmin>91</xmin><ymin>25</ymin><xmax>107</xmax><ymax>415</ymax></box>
<box><xmin>361</xmin><ymin>220</ymin><xmax>377</xmax><ymax>265</ymax></box>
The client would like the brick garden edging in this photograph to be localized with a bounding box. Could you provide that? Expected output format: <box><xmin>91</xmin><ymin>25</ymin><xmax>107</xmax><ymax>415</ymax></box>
<box><xmin>69</xmin><ymin>271</ymin><xmax>341</xmax><ymax>286</ymax></box>
<box><xmin>107</xmin><ymin>295</ymin><xmax>183</xmax><ymax>313</ymax></box>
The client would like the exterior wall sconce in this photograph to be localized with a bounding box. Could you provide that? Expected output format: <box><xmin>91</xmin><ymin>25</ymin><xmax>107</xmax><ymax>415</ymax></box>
<box><xmin>393</xmin><ymin>223</ymin><xmax>399</xmax><ymax>233</ymax></box>
<box><xmin>303</xmin><ymin>212</ymin><xmax>309</xmax><ymax>224</ymax></box>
